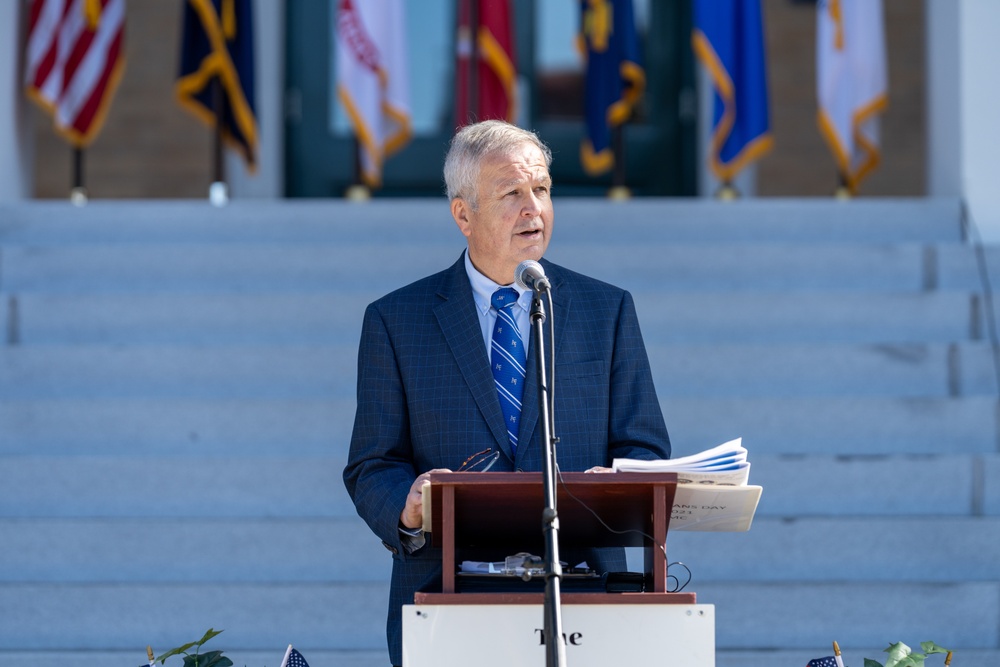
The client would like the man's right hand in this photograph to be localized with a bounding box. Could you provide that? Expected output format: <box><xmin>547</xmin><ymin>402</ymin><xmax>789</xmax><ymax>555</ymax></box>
<box><xmin>399</xmin><ymin>468</ymin><xmax>451</xmax><ymax>529</ymax></box>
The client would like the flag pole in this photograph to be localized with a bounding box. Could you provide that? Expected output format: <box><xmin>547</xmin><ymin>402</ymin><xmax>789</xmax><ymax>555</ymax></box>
<box><xmin>834</xmin><ymin>170</ymin><xmax>852</xmax><ymax>199</ymax></box>
<box><xmin>715</xmin><ymin>179</ymin><xmax>739</xmax><ymax>200</ymax></box>
<box><xmin>209</xmin><ymin>77</ymin><xmax>229</xmax><ymax>206</ymax></box>
<box><xmin>70</xmin><ymin>147</ymin><xmax>88</xmax><ymax>205</ymax></box>
<box><xmin>833</xmin><ymin>640</ymin><xmax>845</xmax><ymax>667</ymax></box>
<box><xmin>608</xmin><ymin>124</ymin><xmax>631</xmax><ymax>200</ymax></box>
<box><xmin>345</xmin><ymin>137</ymin><xmax>371</xmax><ymax>200</ymax></box>
<box><xmin>468</xmin><ymin>0</ymin><xmax>479</xmax><ymax>125</ymax></box>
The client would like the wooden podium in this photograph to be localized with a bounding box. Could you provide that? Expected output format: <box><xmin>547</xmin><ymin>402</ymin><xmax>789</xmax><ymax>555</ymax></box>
<box><xmin>418</xmin><ymin>471</ymin><xmax>693</xmax><ymax>603</ymax></box>
<box><xmin>404</xmin><ymin>472</ymin><xmax>715</xmax><ymax>666</ymax></box>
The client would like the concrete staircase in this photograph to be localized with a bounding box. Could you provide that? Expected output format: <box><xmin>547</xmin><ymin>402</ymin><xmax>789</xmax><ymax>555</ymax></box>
<box><xmin>1</xmin><ymin>198</ymin><xmax>998</xmax><ymax>667</ymax></box>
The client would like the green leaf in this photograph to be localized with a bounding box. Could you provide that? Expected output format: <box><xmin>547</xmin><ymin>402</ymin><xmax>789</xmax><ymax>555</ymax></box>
<box><xmin>195</xmin><ymin>628</ymin><xmax>224</xmax><ymax>648</ymax></box>
<box><xmin>192</xmin><ymin>650</ymin><xmax>233</xmax><ymax>667</ymax></box>
<box><xmin>920</xmin><ymin>642</ymin><xmax>950</xmax><ymax>656</ymax></box>
<box><xmin>202</xmin><ymin>657</ymin><xmax>233</xmax><ymax>667</ymax></box>
<box><xmin>884</xmin><ymin>641</ymin><xmax>912</xmax><ymax>667</ymax></box>
<box><xmin>156</xmin><ymin>629</ymin><xmax>225</xmax><ymax>665</ymax></box>
<box><xmin>157</xmin><ymin>641</ymin><xmax>198</xmax><ymax>664</ymax></box>
<box><xmin>864</xmin><ymin>659</ymin><xmax>885</xmax><ymax>667</ymax></box>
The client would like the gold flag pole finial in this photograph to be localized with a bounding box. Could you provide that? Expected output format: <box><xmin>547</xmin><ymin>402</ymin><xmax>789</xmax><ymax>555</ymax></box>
<box><xmin>944</xmin><ymin>651</ymin><xmax>953</xmax><ymax>666</ymax></box>
<box><xmin>147</xmin><ymin>645</ymin><xmax>155</xmax><ymax>665</ymax></box>
<box><xmin>833</xmin><ymin>641</ymin><xmax>845</xmax><ymax>667</ymax></box>
<box><xmin>83</xmin><ymin>0</ymin><xmax>101</xmax><ymax>30</ymax></box>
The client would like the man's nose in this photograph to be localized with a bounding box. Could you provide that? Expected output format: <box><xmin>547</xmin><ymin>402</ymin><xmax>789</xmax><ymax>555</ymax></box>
<box><xmin>522</xmin><ymin>192</ymin><xmax>542</xmax><ymax>216</ymax></box>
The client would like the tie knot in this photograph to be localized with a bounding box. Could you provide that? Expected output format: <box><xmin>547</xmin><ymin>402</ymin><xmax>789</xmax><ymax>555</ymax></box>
<box><xmin>491</xmin><ymin>287</ymin><xmax>520</xmax><ymax>311</ymax></box>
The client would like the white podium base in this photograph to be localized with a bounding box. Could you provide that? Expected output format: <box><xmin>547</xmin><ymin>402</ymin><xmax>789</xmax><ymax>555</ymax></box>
<box><xmin>402</xmin><ymin>602</ymin><xmax>715</xmax><ymax>666</ymax></box>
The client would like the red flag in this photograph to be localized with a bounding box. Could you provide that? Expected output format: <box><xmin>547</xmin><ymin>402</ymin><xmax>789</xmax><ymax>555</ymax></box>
<box><xmin>24</xmin><ymin>0</ymin><xmax>126</xmax><ymax>147</ymax></box>
<box><xmin>454</xmin><ymin>0</ymin><xmax>517</xmax><ymax>128</ymax></box>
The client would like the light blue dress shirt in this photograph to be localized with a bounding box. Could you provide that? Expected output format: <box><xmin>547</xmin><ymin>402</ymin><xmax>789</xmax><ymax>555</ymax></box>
<box><xmin>464</xmin><ymin>249</ymin><xmax>532</xmax><ymax>356</ymax></box>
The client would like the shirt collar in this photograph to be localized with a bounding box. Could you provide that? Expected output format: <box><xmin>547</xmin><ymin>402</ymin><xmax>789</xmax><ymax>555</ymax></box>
<box><xmin>464</xmin><ymin>249</ymin><xmax>531</xmax><ymax>314</ymax></box>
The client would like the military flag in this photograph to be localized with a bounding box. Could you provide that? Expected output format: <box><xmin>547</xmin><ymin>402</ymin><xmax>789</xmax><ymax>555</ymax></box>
<box><xmin>454</xmin><ymin>0</ymin><xmax>517</xmax><ymax>127</ymax></box>
<box><xmin>692</xmin><ymin>0</ymin><xmax>773</xmax><ymax>185</ymax></box>
<box><xmin>176</xmin><ymin>0</ymin><xmax>258</xmax><ymax>170</ymax></box>
<box><xmin>817</xmin><ymin>0</ymin><xmax>888</xmax><ymax>193</ymax></box>
<box><xmin>336</xmin><ymin>0</ymin><xmax>412</xmax><ymax>188</ymax></box>
<box><xmin>580</xmin><ymin>0</ymin><xmax>645</xmax><ymax>176</ymax></box>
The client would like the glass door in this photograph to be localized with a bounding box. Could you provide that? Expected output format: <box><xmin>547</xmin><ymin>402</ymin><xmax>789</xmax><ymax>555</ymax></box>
<box><xmin>284</xmin><ymin>0</ymin><xmax>695</xmax><ymax>197</ymax></box>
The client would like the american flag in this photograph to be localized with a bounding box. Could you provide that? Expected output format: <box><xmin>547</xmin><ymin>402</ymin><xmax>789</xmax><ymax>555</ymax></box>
<box><xmin>24</xmin><ymin>0</ymin><xmax>126</xmax><ymax>146</ymax></box>
<box><xmin>280</xmin><ymin>645</ymin><xmax>310</xmax><ymax>667</ymax></box>
<box><xmin>807</xmin><ymin>657</ymin><xmax>839</xmax><ymax>667</ymax></box>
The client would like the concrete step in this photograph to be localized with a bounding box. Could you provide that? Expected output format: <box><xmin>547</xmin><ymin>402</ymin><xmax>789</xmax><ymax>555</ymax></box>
<box><xmin>2</xmin><ymin>242</ymin><xmax>967</xmax><ymax>294</ymax></box>
<box><xmin>0</xmin><ymin>198</ymin><xmax>964</xmax><ymax>245</ymax></box>
<box><xmin>647</xmin><ymin>342</ymin><xmax>998</xmax><ymax>398</ymax></box>
<box><xmin>551</xmin><ymin>243</ymin><xmax>940</xmax><ymax>292</ymax></box>
<box><xmin>1</xmin><ymin>343</ymin><xmax>995</xmax><ymax>400</ymax></box>
<box><xmin>3</xmin><ymin>291</ymin><xmax>981</xmax><ymax>346</ymax></box>
<box><xmin>4</xmin><ymin>453</ymin><xmax>998</xmax><ymax>519</ymax></box>
<box><xmin>0</xmin><ymin>456</ymin><xmax>357</xmax><ymax>518</ymax></box>
<box><xmin>699</xmin><ymin>581</ymin><xmax>1000</xmax><ymax>650</ymax></box>
<box><xmin>4</xmin><ymin>517</ymin><xmax>995</xmax><ymax>584</ymax></box>
<box><xmin>668</xmin><ymin>517</ymin><xmax>1000</xmax><ymax>582</ymax></box>
<box><xmin>938</xmin><ymin>244</ymin><xmax>1000</xmax><ymax>291</ymax></box>
<box><xmin>634</xmin><ymin>291</ymin><xmax>980</xmax><ymax>344</ymax></box>
<box><xmin>2</xmin><ymin>396</ymin><xmax>995</xmax><ymax>458</ymax></box>
<box><xmin>666</xmin><ymin>396</ymin><xmax>999</xmax><ymax>455</ymax></box>
<box><xmin>0</xmin><ymin>398</ymin><xmax>354</xmax><ymax>456</ymax></box>
<box><xmin>0</xmin><ymin>581</ymin><xmax>994</xmax><ymax>651</ymax></box>
<box><xmin>0</xmin><ymin>582</ymin><xmax>389</xmax><ymax>651</ymax></box>
<box><xmin>0</xmin><ymin>346</ymin><xmax>357</xmax><ymax>400</ymax></box>
<box><xmin>0</xmin><ymin>517</ymin><xmax>389</xmax><ymax>583</ymax></box>
<box><xmin>0</xmin><ymin>244</ymin><xmax>461</xmax><ymax>295</ymax></box>
<box><xmin>749</xmin><ymin>454</ymin><xmax>997</xmax><ymax>517</ymax></box>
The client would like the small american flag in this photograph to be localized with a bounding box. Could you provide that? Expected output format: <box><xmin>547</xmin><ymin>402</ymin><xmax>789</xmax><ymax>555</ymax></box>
<box><xmin>280</xmin><ymin>645</ymin><xmax>310</xmax><ymax>667</ymax></box>
<box><xmin>807</xmin><ymin>657</ymin><xmax>839</xmax><ymax>667</ymax></box>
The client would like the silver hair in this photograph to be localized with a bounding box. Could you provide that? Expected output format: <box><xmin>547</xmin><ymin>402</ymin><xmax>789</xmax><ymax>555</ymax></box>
<box><xmin>443</xmin><ymin>120</ymin><xmax>552</xmax><ymax>209</ymax></box>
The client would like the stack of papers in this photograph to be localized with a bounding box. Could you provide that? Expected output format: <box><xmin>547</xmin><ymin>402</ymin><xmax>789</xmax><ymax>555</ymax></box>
<box><xmin>613</xmin><ymin>437</ymin><xmax>750</xmax><ymax>485</ymax></box>
<box><xmin>613</xmin><ymin>438</ymin><xmax>762</xmax><ymax>532</ymax></box>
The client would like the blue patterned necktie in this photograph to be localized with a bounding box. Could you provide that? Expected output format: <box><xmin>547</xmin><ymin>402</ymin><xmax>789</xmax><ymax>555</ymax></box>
<box><xmin>491</xmin><ymin>287</ymin><xmax>526</xmax><ymax>457</ymax></box>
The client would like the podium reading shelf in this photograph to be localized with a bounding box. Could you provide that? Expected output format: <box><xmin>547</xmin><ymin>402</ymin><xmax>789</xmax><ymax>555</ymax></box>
<box><xmin>420</xmin><ymin>471</ymin><xmax>689</xmax><ymax>600</ymax></box>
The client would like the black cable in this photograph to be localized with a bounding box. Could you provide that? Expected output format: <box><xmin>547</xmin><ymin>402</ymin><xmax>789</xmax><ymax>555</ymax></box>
<box><xmin>554</xmin><ymin>465</ymin><xmax>693</xmax><ymax>593</ymax></box>
<box><xmin>959</xmin><ymin>201</ymin><xmax>1000</xmax><ymax>395</ymax></box>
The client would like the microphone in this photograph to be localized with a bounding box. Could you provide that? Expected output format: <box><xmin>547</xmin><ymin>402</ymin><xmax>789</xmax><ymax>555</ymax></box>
<box><xmin>515</xmin><ymin>260</ymin><xmax>550</xmax><ymax>292</ymax></box>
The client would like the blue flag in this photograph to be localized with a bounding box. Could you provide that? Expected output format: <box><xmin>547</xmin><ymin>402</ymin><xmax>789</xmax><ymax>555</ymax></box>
<box><xmin>692</xmin><ymin>0</ymin><xmax>772</xmax><ymax>183</ymax></box>
<box><xmin>580</xmin><ymin>0</ymin><xmax>645</xmax><ymax>176</ymax></box>
<box><xmin>176</xmin><ymin>0</ymin><xmax>258</xmax><ymax>169</ymax></box>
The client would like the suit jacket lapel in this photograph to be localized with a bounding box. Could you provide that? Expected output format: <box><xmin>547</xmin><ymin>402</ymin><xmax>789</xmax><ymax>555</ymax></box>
<box><xmin>433</xmin><ymin>256</ymin><xmax>512</xmax><ymax>456</ymax></box>
<box><xmin>517</xmin><ymin>260</ymin><xmax>570</xmax><ymax>466</ymax></box>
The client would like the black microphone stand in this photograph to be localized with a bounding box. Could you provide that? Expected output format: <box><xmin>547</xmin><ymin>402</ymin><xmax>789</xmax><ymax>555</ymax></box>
<box><xmin>529</xmin><ymin>285</ymin><xmax>566</xmax><ymax>667</ymax></box>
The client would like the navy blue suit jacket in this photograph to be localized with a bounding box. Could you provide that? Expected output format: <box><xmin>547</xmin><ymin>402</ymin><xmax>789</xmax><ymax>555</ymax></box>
<box><xmin>343</xmin><ymin>254</ymin><xmax>670</xmax><ymax>665</ymax></box>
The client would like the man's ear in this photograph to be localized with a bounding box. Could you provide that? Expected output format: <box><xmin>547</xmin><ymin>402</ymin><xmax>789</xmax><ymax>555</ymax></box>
<box><xmin>451</xmin><ymin>197</ymin><xmax>473</xmax><ymax>239</ymax></box>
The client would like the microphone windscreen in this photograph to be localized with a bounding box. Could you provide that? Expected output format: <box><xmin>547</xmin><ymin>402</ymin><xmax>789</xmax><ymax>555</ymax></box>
<box><xmin>515</xmin><ymin>260</ymin><xmax>545</xmax><ymax>291</ymax></box>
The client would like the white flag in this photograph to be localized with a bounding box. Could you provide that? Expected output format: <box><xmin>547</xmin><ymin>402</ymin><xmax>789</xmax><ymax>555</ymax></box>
<box><xmin>816</xmin><ymin>0</ymin><xmax>887</xmax><ymax>193</ymax></box>
<box><xmin>335</xmin><ymin>0</ymin><xmax>411</xmax><ymax>188</ymax></box>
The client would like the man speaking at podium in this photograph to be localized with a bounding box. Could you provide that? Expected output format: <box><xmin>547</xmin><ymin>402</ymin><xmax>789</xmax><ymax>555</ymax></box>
<box><xmin>343</xmin><ymin>120</ymin><xmax>671</xmax><ymax>666</ymax></box>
